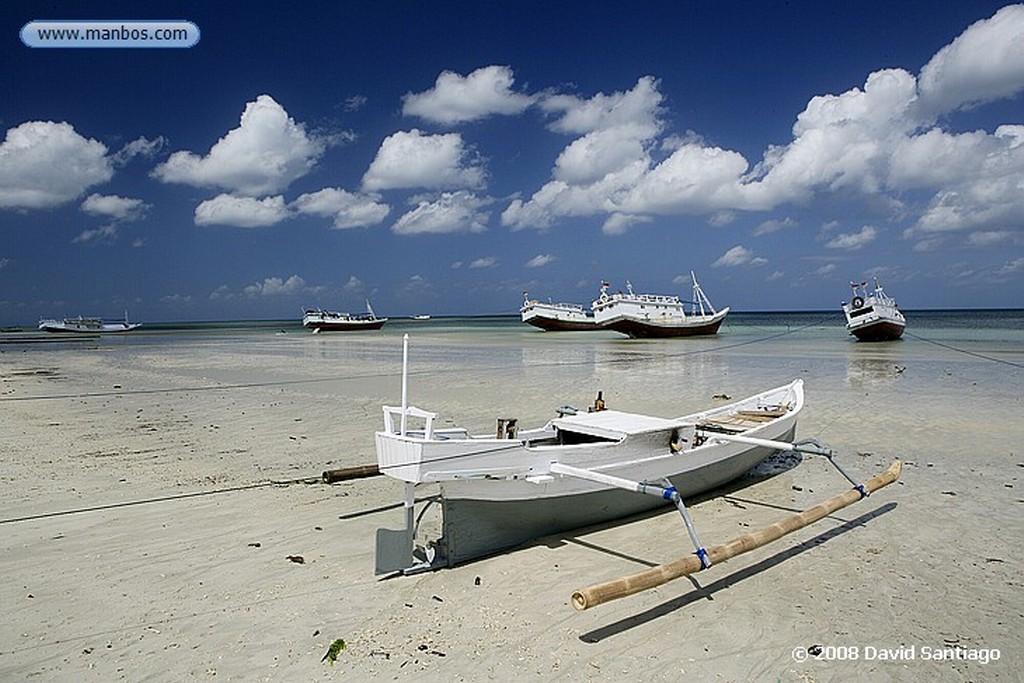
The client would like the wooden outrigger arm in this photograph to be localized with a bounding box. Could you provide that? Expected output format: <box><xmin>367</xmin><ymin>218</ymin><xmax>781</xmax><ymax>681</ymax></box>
<box><xmin>570</xmin><ymin>459</ymin><xmax>902</xmax><ymax>610</ymax></box>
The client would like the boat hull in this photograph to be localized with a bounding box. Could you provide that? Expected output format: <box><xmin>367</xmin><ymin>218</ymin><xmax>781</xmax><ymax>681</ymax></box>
<box><xmin>600</xmin><ymin>308</ymin><xmax>729</xmax><ymax>338</ymax></box>
<box><xmin>439</xmin><ymin>427</ymin><xmax>791</xmax><ymax>565</ymax></box>
<box><xmin>849</xmin><ymin>319</ymin><xmax>905</xmax><ymax>342</ymax></box>
<box><xmin>520</xmin><ymin>301</ymin><xmax>597</xmax><ymax>331</ymax></box>
<box><xmin>375</xmin><ymin>378</ymin><xmax>802</xmax><ymax>570</ymax></box>
<box><xmin>522</xmin><ymin>315</ymin><xmax>599</xmax><ymax>332</ymax></box>
<box><xmin>303</xmin><ymin>319</ymin><xmax>387</xmax><ymax>331</ymax></box>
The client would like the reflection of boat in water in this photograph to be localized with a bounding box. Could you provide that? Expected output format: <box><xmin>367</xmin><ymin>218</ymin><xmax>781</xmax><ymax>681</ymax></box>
<box><xmin>520</xmin><ymin>292</ymin><xmax>598</xmax><ymax>331</ymax></box>
<box><xmin>591</xmin><ymin>272</ymin><xmax>728</xmax><ymax>338</ymax></box>
<box><xmin>38</xmin><ymin>312</ymin><xmax>140</xmax><ymax>333</ymax></box>
<box><xmin>302</xmin><ymin>300</ymin><xmax>387</xmax><ymax>332</ymax></box>
<box><xmin>842</xmin><ymin>278</ymin><xmax>905</xmax><ymax>342</ymax></box>
<box><xmin>373</xmin><ymin>336</ymin><xmax>804</xmax><ymax>572</ymax></box>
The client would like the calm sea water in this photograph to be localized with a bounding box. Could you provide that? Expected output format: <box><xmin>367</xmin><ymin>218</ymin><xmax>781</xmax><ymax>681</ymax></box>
<box><xmin>3</xmin><ymin>309</ymin><xmax>1021</xmax><ymax>464</ymax></box>
<box><xmin>5</xmin><ymin>309</ymin><xmax>1022</xmax><ymax>356</ymax></box>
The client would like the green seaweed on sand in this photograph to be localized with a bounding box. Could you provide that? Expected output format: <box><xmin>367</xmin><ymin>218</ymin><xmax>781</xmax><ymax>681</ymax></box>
<box><xmin>322</xmin><ymin>638</ymin><xmax>346</xmax><ymax>665</ymax></box>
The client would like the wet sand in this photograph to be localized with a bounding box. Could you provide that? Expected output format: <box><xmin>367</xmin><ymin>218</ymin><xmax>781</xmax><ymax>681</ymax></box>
<box><xmin>1</xmin><ymin>328</ymin><xmax>1020</xmax><ymax>681</ymax></box>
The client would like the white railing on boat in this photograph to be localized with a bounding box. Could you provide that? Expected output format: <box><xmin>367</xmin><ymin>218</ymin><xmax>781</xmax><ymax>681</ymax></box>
<box><xmin>382</xmin><ymin>405</ymin><xmax>437</xmax><ymax>438</ymax></box>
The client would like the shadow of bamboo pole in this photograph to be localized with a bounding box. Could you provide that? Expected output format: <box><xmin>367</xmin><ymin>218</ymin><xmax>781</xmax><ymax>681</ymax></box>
<box><xmin>571</xmin><ymin>459</ymin><xmax>902</xmax><ymax>611</ymax></box>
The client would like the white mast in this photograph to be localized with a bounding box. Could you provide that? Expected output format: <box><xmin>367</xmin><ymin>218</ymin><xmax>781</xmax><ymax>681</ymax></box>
<box><xmin>400</xmin><ymin>333</ymin><xmax>409</xmax><ymax>435</ymax></box>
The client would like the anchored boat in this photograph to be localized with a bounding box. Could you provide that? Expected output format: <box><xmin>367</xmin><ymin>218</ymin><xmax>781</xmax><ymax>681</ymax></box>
<box><xmin>373</xmin><ymin>335</ymin><xmax>804</xmax><ymax>574</ymax></box>
<box><xmin>302</xmin><ymin>300</ymin><xmax>387</xmax><ymax>332</ymax></box>
<box><xmin>38</xmin><ymin>312</ymin><xmax>140</xmax><ymax>333</ymax></box>
<box><xmin>842</xmin><ymin>278</ymin><xmax>905</xmax><ymax>341</ymax></box>
<box><xmin>520</xmin><ymin>292</ymin><xmax>598</xmax><ymax>331</ymax></box>
<box><xmin>591</xmin><ymin>272</ymin><xmax>729</xmax><ymax>338</ymax></box>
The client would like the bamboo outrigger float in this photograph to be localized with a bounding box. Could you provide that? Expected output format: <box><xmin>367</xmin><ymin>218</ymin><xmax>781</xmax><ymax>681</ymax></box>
<box><xmin>571</xmin><ymin>459</ymin><xmax>902</xmax><ymax>610</ymax></box>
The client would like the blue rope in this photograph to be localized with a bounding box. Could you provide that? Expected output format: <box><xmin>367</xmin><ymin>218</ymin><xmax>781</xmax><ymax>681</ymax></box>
<box><xmin>696</xmin><ymin>547</ymin><xmax>711</xmax><ymax>569</ymax></box>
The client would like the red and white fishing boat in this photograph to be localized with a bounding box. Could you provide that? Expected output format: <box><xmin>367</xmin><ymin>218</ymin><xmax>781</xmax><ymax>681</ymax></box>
<box><xmin>842</xmin><ymin>278</ymin><xmax>905</xmax><ymax>342</ymax></box>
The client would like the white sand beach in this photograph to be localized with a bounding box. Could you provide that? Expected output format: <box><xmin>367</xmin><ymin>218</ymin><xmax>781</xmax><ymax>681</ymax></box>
<box><xmin>1</xmin><ymin>325</ymin><xmax>1021</xmax><ymax>681</ymax></box>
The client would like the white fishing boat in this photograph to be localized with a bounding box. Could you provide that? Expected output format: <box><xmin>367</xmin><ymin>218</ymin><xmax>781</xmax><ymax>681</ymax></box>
<box><xmin>302</xmin><ymin>300</ymin><xmax>387</xmax><ymax>332</ymax></box>
<box><xmin>38</xmin><ymin>312</ymin><xmax>140</xmax><ymax>333</ymax></box>
<box><xmin>591</xmin><ymin>272</ymin><xmax>729</xmax><ymax>338</ymax></box>
<box><xmin>520</xmin><ymin>292</ymin><xmax>598</xmax><ymax>331</ymax></box>
<box><xmin>373</xmin><ymin>336</ymin><xmax>804</xmax><ymax>574</ymax></box>
<box><xmin>842</xmin><ymin>278</ymin><xmax>905</xmax><ymax>341</ymax></box>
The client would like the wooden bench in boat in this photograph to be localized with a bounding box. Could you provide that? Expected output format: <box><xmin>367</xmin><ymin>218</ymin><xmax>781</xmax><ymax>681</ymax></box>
<box><xmin>697</xmin><ymin>406</ymin><xmax>790</xmax><ymax>434</ymax></box>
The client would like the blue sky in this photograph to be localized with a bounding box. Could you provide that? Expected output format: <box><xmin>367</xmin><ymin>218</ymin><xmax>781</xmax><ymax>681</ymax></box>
<box><xmin>2</xmin><ymin>1</ymin><xmax>1022</xmax><ymax>324</ymax></box>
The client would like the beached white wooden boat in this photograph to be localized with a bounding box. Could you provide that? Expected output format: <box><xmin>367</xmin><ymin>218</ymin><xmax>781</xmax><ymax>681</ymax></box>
<box><xmin>38</xmin><ymin>312</ymin><xmax>140</xmax><ymax>333</ymax></box>
<box><xmin>373</xmin><ymin>337</ymin><xmax>804</xmax><ymax>573</ymax></box>
<box><xmin>591</xmin><ymin>272</ymin><xmax>729</xmax><ymax>338</ymax></box>
<box><xmin>520</xmin><ymin>292</ymin><xmax>598</xmax><ymax>331</ymax></box>
<box><xmin>302</xmin><ymin>300</ymin><xmax>387</xmax><ymax>332</ymax></box>
<box><xmin>842</xmin><ymin>278</ymin><xmax>905</xmax><ymax>341</ymax></box>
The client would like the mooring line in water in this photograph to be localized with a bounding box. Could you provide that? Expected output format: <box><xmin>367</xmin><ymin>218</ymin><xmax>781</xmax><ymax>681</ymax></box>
<box><xmin>904</xmin><ymin>331</ymin><xmax>1023</xmax><ymax>368</ymax></box>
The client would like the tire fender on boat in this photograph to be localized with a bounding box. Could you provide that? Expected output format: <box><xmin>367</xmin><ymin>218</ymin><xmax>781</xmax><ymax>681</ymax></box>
<box><xmin>851</xmin><ymin>296</ymin><xmax>864</xmax><ymax>308</ymax></box>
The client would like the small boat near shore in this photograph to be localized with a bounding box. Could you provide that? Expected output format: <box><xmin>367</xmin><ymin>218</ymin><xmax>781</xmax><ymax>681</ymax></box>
<box><xmin>38</xmin><ymin>312</ymin><xmax>140</xmax><ymax>333</ymax></box>
<box><xmin>373</xmin><ymin>337</ymin><xmax>803</xmax><ymax>573</ymax></box>
<box><xmin>302</xmin><ymin>300</ymin><xmax>387</xmax><ymax>332</ymax></box>
<box><xmin>842</xmin><ymin>278</ymin><xmax>905</xmax><ymax>341</ymax></box>
<box><xmin>591</xmin><ymin>272</ymin><xmax>728</xmax><ymax>338</ymax></box>
<box><xmin>520</xmin><ymin>292</ymin><xmax>599</xmax><ymax>331</ymax></box>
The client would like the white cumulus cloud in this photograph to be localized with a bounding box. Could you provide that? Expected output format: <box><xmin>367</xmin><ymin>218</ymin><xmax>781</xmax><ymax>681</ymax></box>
<box><xmin>503</xmin><ymin>77</ymin><xmax>664</xmax><ymax>231</ymax></box>
<box><xmin>916</xmin><ymin>4</ymin><xmax>1024</xmax><ymax>117</ymax></box>
<box><xmin>469</xmin><ymin>256</ymin><xmax>498</xmax><ymax>268</ymax></box>
<box><xmin>402</xmin><ymin>65</ymin><xmax>534</xmax><ymax>125</ymax></box>
<box><xmin>112</xmin><ymin>135</ymin><xmax>166</xmax><ymax>166</ymax></box>
<box><xmin>244</xmin><ymin>274</ymin><xmax>307</xmax><ymax>297</ymax></box>
<box><xmin>525</xmin><ymin>254</ymin><xmax>555</xmax><ymax>268</ymax></box>
<box><xmin>152</xmin><ymin>95</ymin><xmax>326</xmax><ymax>195</ymax></box>
<box><xmin>712</xmin><ymin>245</ymin><xmax>767</xmax><ymax>267</ymax></box>
<box><xmin>0</xmin><ymin>121</ymin><xmax>113</xmax><ymax>210</ymax></box>
<box><xmin>362</xmin><ymin>129</ymin><xmax>486</xmax><ymax>192</ymax></box>
<box><xmin>291</xmin><ymin>188</ymin><xmax>390</xmax><ymax>229</ymax></box>
<box><xmin>392</xmin><ymin>191</ymin><xmax>490</xmax><ymax>235</ymax></box>
<box><xmin>502</xmin><ymin>7</ymin><xmax>1024</xmax><ymax>243</ymax></box>
<box><xmin>194</xmin><ymin>194</ymin><xmax>289</xmax><ymax>227</ymax></box>
<box><xmin>825</xmin><ymin>225</ymin><xmax>878</xmax><ymax>250</ymax></box>
<box><xmin>81</xmin><ymin>193</ymin><xmax>150</xmax><ymax>221</ymax></box>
